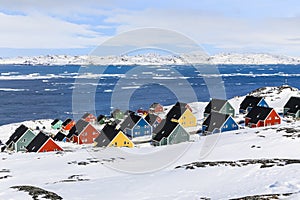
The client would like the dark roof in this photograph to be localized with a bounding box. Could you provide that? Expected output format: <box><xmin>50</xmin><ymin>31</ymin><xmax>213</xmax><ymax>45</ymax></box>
<box><xmin>245</xmin><ymin>106</ymin><xmax>273</xmax><ymax>124</ymax></box>
<box><xmin>174</xmin><ymin>101</ymin><xmax>187</xmax><ymax>108</ymax></box>
<box><xmin>66</xmin><ymin>128</ymin><xmax>75</xmax><ymax>139</ymax></box>
<box><xmin>240</xmin><ymin>96</ymin><xmax>263</xmax><ymax>110</ymax></box>
<box><xmin>62</xmin><ymin>118</ymin><xmax>72</xmax><ymax>126</ymax></box>
<box><xmin>53</xmin><ymin>132</ymin><xmax>66</xmax><ymax>141</ymax></box>
<box><xmin>145</xmin><ymin>114</ymin><xmax>159</xmax><ymax>125</ymax></box>
<box><xmin>120</xmin><ymin>114</ymin><xmax>141</xmax><ymax>130</ymax></box>
<box><xmin>26</xmin><ymin>132</ymin><xmax>49</xmax><ymax>152</ymax></box>
<box><xmin>5</xmin><ymin>124</ymin><xmax>29</xmax><ymax>146</ymax></box>
<box><xmin>95</xmin><ymin>124</ymin><xmax>120</xmax><ymax>147</ymax></box>
<box><xmin>284</xmin><ymin>97</ymin><xmax>300</xmax><ymax>114</ymax></box>
<box><xmin>111</xmin><ymin>109</ymin><xmax>123</xmax><ymax>117</ymax></box>
<box><xmin>70</xmin><ymin>119</ymin><xmax>89</xmax><ymax>136</ymax></box>
<box><xmin>202</xmin><ymin>112</ymin><xmax>230</xmax><ymax>132</ymax></box>
<box><xmin>152</xmin><ymin>119</ymin><xmax>178</xmax><ymax>142</ymax></box>
<box><xmin>81</xmin><ymin>113</ymin><xmax>91</xmax><ymax>119</ymax></box>
<box><xmin>166</xmin><ymin>103</ymin><xmax>187</xmax><ymax>120</ymax></box>
<box><xmin>97</xmin><ymin>114</ymin><xmax>106</xmax><ymax>122</ymax></box>
<box><xmin>204</xmin><ymin>99</ymin><xmax>227</xmax><ymax>114</ymax></box>
<box><xmin>124</xmin><ymin>110</ymin><xmax>135</xmax><ymax>116</ymax></box>
<box><xmin>150</xmin><ymin>102</ymin><xmax>161</xmax><ymax>109</ymax></box>
<box><xmin>51</xmin><ymin>119</ymin><xmax>60</xmax><ymax>126</ymax></box>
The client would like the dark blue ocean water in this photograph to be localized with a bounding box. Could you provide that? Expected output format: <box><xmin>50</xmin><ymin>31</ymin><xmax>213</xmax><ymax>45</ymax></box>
<box><xmin>0</xmin><ymin>64</ymin><xmax>299</xmax><ymax>125</ymax></box>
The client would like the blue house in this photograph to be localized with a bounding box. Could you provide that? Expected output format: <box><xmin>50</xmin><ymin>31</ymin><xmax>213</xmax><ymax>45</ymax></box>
<box><xmin>239</xmin><ymin>96</ymin><xmax>268</xmax><ymax>114</ymax></box>
<box><xmin>119</xmin><ymin>114</ymin><xmax>152</xmax><ymax>139</ymax></box>
<box><xmin>202</xmin><ymin>112</ymin><xmax>238</xmax><ymax>135</ymax></box>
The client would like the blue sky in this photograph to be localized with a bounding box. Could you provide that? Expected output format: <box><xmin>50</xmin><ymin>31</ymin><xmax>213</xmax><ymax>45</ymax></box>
<box><xmin>0</xmin><ymin>0</ymin><xmax>299</xmax><ymax>57</ymax></box>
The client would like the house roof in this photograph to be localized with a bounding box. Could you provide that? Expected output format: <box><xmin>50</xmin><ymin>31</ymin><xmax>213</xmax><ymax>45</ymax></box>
<box><xmin>284</xmin><ymin>96</ymin><xmax>300</xmax><ymax>114</ymax></box>
<box><xmin>111</xmin><ymin>109</ymin><xmax>123</xmax><ymax>117</ymax></box>
<box><xmin>120</xmin><ymin>114</ymin><xmax>141</xmax><ymax>130</ymax></box>
<box><xmin>66</xmin><ymin>128</ymin><xmax>75</xmax><ymax>139</ymax></box>
<box><xmin>152</xmin><ymin>119</ymin><xmax>178</xmax><ymax>142</ymax></box>
<box><xmin>204</xmin><ymin>99</ymin><xmax>227</xmax><ymax>113</ymax></box>
<box><xmin>51</xmin><ymin>119</ymin><xmax>60</xmax><ymax>126</ymax></box>
<box><xmin>240</xmin><ymin>96</ymin><xmax>263</xmax><ymax>110</ymax></box>
<box><xmin>70</xmin><ymin>119</ymin><xmax>89</xmax><ymax>136</ymax></box>
<box><xmin>150</xmin><ymin>102</ymin><xmax>161</xmax><ymax>109</ymax></box>
<box><xmin>97</xmin><ymin>114</ymin><xmax>106</xmax><ymax>122</ymax></box>
<box><xmin>166</xmin><ymin>103</ymin><xmax>187</xmax><ymax>120</ymax></box>
<box><xmin>145</xmin><ymin>114</ymin><xmax>159</xmax><ymax>125</ymax></box>
<box><xmin>26</xmin><ymin>132</ymin><xmax>49</xmax><ymax>152</ymax></box>
<box><xmin>203</xmin><ymin>112</ymin><xmax>230</xmax><ymax>132</ymax></box>
<box><xmin>245</xmin><ymin>106</ymin><xmax>273</xmax><ymax>124</ymax></box>
<box><xmin>81</xmin><ymin>113</ymin><xmax>91</xmax><ymax>119</ymax></box>
<box><xmin>95</xmin><ymin>124</ymin><xmax>121</xmax><ymax>147</ymax></box>
<box><xmin>124</xmin><ymin>110</ymin><xmax>135</xmax><ymax>116</ymax></box>
<box><xmin>5</xmin><ymin>124</ymin><xmax>29</xmax><ymax>146</ymax></box>
<box><xmin>62</xmin><ymin>118</ymin><xmax>73</xmax><ymax>126</ymax></box>
<box><xmin>53</xmin><ymin>132</ymin><xmax>66</xmax><ymax>141</ymax></box>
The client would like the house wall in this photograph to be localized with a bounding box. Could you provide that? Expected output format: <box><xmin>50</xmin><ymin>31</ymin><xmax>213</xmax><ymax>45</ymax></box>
<box><xmin>258</xmin><ymin>99</ymin><xmax>269</xmax><ymax>108</ymax></box>
<box><xmin>132</xmin><ymin>118</ymin><xmax>152</xmax><ymax>138</ymax></box>
<box><xmin>63</xmin><ymin>121</ymin><xmax>75</xmax><ymax>131</ymax></box>
<box><xmin>84</xmin><ymin>114</ymin><xmax>97</xmax><ymax>123</ymax></box>
<box><xmin>221</xmin><ymin>103</ymin><xmax>235</xmax><ymax>117</ymax></box>
<box><xmin>79</xmin><ymin>125</ymin><xmax>100</xmax><ymax>144</ymax></box>
<box><xmin>51</xmin><ymin>121</ymin><xmax>62</xmax><ymax>130</ymax></box>
<box><xmin>264</xmin><ymin>110</ymin><xmax>281</xmax><ymax>126</ymax></box>
<box><xmin>168</xmin><ymin>125</ymin><xmax>190</xmax><ymax>145</ymax></box>
<box><xmin>15</xmin><ymin>130</ymin><xmax>35</xmax><ymax>152</ymax></box>
<box><xmin>109</xmin><ymin>131</ymin><xmax>134</xmax><ymax>148</ymax></box>
<box><xmin>178</xmin><ymin>109</ymin><xmax>197</xmax><ymax>127</ymax></box>
<box><xmin>38</xmin><ymin>139</ymin><xmax>63</xmax><ymax>152</ymax></box>
<box><xmin>221</xmin><ymin>117</ymin><xmax>238</xmax><ymax>132</ymax></box>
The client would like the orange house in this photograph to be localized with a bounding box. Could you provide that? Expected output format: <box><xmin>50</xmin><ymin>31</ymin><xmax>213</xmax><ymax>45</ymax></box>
<box><xmin>62</xmin><ymin>118</ymin><xmax>75</xmax><ymax>131</ymax></box>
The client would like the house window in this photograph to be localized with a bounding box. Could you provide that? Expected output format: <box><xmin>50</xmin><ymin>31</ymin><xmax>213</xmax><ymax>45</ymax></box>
<box><xmin>115</xmin><ymin>142</ymin><xmax>117</xmax><ymax>146</ymax></box>
<box><xmin>136</xmin><ymin>126</ymin><xmax>140</xmax><ymax>129</ymax></box>
<box><xmin>124</xmin><ymin>141</ymin><xmax>127</xmax><ymax>145</ymax></box>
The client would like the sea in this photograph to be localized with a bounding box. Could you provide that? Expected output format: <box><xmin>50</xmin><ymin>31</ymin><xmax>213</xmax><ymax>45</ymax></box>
<box><xmin>0</xmin><ymin>64</ymin><xmax>299</xmax><ymax>125</ymax></box>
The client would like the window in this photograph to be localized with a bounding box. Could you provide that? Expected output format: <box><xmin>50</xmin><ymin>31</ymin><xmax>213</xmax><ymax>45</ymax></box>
<box><xmin>23</xmin><ymin>138</ymin><xmax>26</xmax><ymax>143</ymax></box>
<box><xmin>136</xmin><ymin>126</ymin><xmax>140</xmax><ymax>129</ymax></box>
<box><xmin>124</xmin><ymin>141</ymin><xmax>127</xmax><ymax>145</ymax></box>
<box><xmin>115</xmin><ymin>142</ymin><xmax>118</xmax><ymax>146</ymax></box>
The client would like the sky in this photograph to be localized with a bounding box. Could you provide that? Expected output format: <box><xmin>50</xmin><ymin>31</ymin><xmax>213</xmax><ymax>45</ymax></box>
<box><xmin>0</xmin><ymin>0</ymin><xmax>299</xmax><ymax>57</ymax></box>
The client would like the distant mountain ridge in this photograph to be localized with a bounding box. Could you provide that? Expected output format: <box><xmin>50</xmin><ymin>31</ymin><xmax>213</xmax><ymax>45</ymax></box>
<box><xmin>0</xmin><ymin>53</ymin><xmax>300</xmax><ymax>65</ymax></box>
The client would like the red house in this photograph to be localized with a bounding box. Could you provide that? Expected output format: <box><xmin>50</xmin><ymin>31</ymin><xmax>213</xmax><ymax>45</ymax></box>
<box><xmin>26</xmin><ymin>132</ymin><xmax>63</xmax><ymax>153</ymax></box>
<box><xmin>68</xmin><ymin>119</ymin><xmax>100</xmax><ymax>144</ymax></box>
<box><xmin>62</xmin><ymin>118</ymin><xmax>75</xmax><ymax>131</ymax></box>
<box><xmin>81</xmin><ymin>113</ymin><xmax>97</xmax><ymax>123</ymax></box>
<box><xmin>149</xmin><ymin>103</ymin><xmax>164</xmax><ymax>114</ymax></box>
<box><xmin>245</xmin><ymin>106</ymin><xmax>281</xmax><ymax>128</ymax></box>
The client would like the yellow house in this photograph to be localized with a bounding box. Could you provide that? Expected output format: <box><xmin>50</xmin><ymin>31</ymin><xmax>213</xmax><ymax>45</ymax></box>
<box><xmin>108</xmin><ymin>130</ymin><xmax>134</xmax><ymax>148</ymax></box>
<box><xmin>167</xmin><ymin>102</ymin><xmax>197</xmax><ymax>128</ymax></box>
<box><xmin>94</xmin><ymin>125</ymin><xmax>134</xmax><ymax>148</ymax></box>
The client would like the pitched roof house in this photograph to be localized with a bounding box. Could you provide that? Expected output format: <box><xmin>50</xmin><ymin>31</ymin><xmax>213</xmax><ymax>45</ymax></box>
<box><xmin>97</xmin><ymin>114</ymin><xmax>107</xmax><ymax>125</ymax></box>
<box><xmin>119</xmin><ymin>114</ymin><xmax>152</xmax><ymax>138</ymax></box>
<box><xmin>284</xmin><ymin>97</ymin><xmax>300</xmax><ymax>119</ymax></box>
<box><xmin>68</xmin><ymin>119</ymin><xmax>100</xmax><ymax>144</ymax></box>
<box><xmin>81</xmin><ymin>113</ymin><xmax>97</xmax><ymax>123</ymax></box>
<box><xmin>53</xmin><ymin>131</ymin><xmax>66</xmax><ymax>142</ymax></box>
<box><xmin>149</xmin><ymin>103</ymin><xmax>164</xmax><ymax>114</ymax></box>
<box><xmin>204</xmin><ymin>99</ymin><xmax>235</xmax><ymax>117</ymax></box>
<box><xmin>111</xmin><ymin>109</ymin><xmax>125</xmax><ymax>120</ymax></box>
<box><xmin>4</xmin><ymin>125</ymin><xmax>36</xmax><ymax>152</ymax></box>
<box><xmin>94</xmin><ymin>124</ymin><xmax>133</xmax><ymax>148</ymax></box>
<box><xmin>26</xmin><ymin>132</ymin><xmax>63</xmax><ymax>153</ymax></box>
<box><xmin>61</xmin><ymin>118</ymin><xmax>75</xmax><ymax>131</ymax></box>
<box><xmin>51</xmin><ymin>119</ymin><xmax>63</xmax><ymax>130</ymax></box>
<box><xmin>145</xmin><ymin>113</ymin><xmax>162</xmax><ymax>129</ymax></box>
<box><xmin>202</xmin><ymin>112</ymin><xmax>238</xmax><ymax>135</ymax></box>
<box><xmin>166</xmin><ymin>102</ymin><xmax>196</xmax><ymax>127</ymax></box>
<box><xmin>245</xmin><ymin>106</ymin><xmax>281</xmax><ymax>128</ymax></box>
<box><xmin>239</xmin><ymin>96</ymin><xmax>269</xmax><ymax>114</ymax></box>
<box><xmin>152</xmin><ymin>119</ymin><xmax>190</xmax><ymax>146</ymax></box>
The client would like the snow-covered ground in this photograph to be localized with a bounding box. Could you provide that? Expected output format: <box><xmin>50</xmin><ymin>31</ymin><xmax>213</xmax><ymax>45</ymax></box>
<box><xmin>0</xmin><ymin>86</ymin><xmax>299</xmax><ymax>199</ymax></box>
<box><xmin>1</xmin><ymin>53</ymin><xmax>300</xmax><ymax>66</ymax></box>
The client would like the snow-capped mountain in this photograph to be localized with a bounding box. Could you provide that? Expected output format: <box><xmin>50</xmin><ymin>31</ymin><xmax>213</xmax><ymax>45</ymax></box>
<box><xmin>1</xmin><ymin>53</ymin><xmax>300</xmax><ymax>65</ymax></box>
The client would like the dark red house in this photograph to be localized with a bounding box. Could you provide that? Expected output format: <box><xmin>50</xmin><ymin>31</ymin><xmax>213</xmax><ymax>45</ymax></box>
<box><xmin>245</xmin><ymin>106</ymin><xmax>281</xmax><ymax>128</ymax></box>
<box><xmin>68</xmin><ymin>119</ymin><xmax>100</xmax><ymax>144</ymax></box>
<box><xmin>26</xmin><ymin>132</ymin><xmax>63</xmax><ymax>153</ymax></box>
<box><xmin>81</xmin><ymin>113</ymin><xmax>97</xmax><ymax>123</ymax></box>
<box><xmin>149</xmin><ymin>103</ymin><xmax>164</xmax><ymax>114</ymax></box>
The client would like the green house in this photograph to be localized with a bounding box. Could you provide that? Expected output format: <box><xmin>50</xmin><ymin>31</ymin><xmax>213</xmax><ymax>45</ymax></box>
<box><xmin>111</xmin><ymin>109</ymin><xmax>125</xmax><ymax>120</ymax></box>
<box><xmin>51</xmin><ymin>119</ymin><xmax>63</xmax><ymax>130</ymax></box>
<box><xmin>152</xmin><ymin>119</ymin><xmax>190</xmax><ymax>146</ymax></box>
<box><xmin>204</xmin><ymin>99</ymin><xmax>235</xmax><ymax>117</ymax></box>
<box><xmin>5</xmin><ymin>125</ymin><xmax>36</xmax><ymax>152</ymax></box>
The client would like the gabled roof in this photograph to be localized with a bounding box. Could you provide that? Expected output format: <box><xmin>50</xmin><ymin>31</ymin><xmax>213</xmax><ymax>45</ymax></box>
<box><xmin>120</xmin><ymin>114</ymin><xmax>141</xmax><ymax>130</ymax></box>
<box><xmin>166</xmin><ymin>103</ymin><xmax>187</xmax><ymax>120</ymax></box>
<box><xmin>202</xmin><ymin>112</ymin><xmax>230</xmax><ymax>132</ymax></box>
<box><xmin>70</xmin><ymin>119</ymin><xmax>89</xmax><ymax>136</ymax></box>
<box><xmin>62</xmin><ymin>118</ymin><xmax>72</xmax><ymax>126</ymax></box>
<box><xmin>26</xmin><ymin>132</ymin><xmax>49</xmax><ymax>152</ymax></box>
<box><xmin>240</xmin><ymin>96</ymin><xmax>263</xmax><ymax>110</ymax></box>
<box><xmin>245</xmin><ymin>106</ymin><xmax>273</xmax><ymax>124</ymax></box>
<box><xmin>97</xmin><ymin>114</ymin><xmax>106</xmax><ymax>122</ymax></box>
<box><xmin>66</xmin><ymin>128</ymin><xmax>75</xmax><ymax>139</ymax></box>
<box><xmin>145</xmin><ymin>114</ymin><xmax>159</xmax><ymax>125</ymax></box>
<box><xmin>95</xmin><ymin>124</ymin><xmax>121</xmax><ymax>147</ymax></box>
<box><xmin>284</xmin><ymin>96</ymin><xmax>300</xmax><ymax>114</ymax></box>
<box><xmin>51</xmin><ymin>119</ymin><xmax>60</xmax><ymax>126</ymax></box>
<box><xmin>53</xmin><ymin>132</ymin><xmax>66</xmax><ymax>141</ymax></box>
<box><xmin>5</xmin><ymin>124</ymin><xmax>29</xmax><ymax>146</ymax></box>
<box><xmin>204</xmin><ymin>99</ymin><xmax>227</xmax><ymax>113</ymax></box>
<box><xmin>81</xmin><ymin>113</ymin><xmax>91</xmax><ymax>119</ymax></box>
<box><xmin>152</xmin><ymin>119</ymin><xmax>178</xmax><ymax>142</ymax></box>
